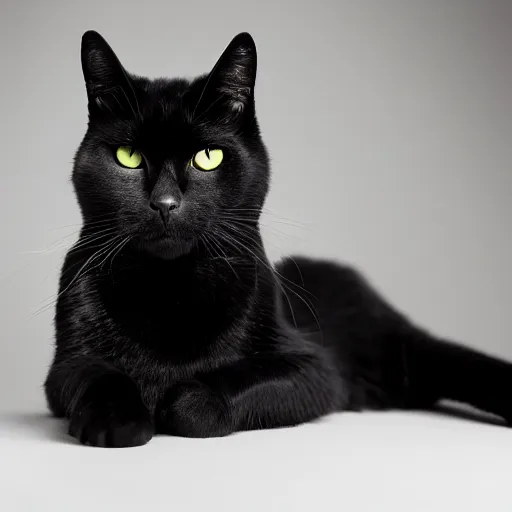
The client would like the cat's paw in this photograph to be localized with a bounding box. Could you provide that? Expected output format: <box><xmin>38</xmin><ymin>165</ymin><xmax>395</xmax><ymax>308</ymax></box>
<box><xmin>156</xmin><ymin>380</ymin><xmax>234</xmax><ymax>438</ymax></box>
<box><xmin>69</xmin><ymin>401</ymin><xmax>154</xmax><ymax>448</ymax></box>
<box><xmin>68</xmin><ymin>376</ymin><xmax>154</xmax><ymax>448</ymax></box>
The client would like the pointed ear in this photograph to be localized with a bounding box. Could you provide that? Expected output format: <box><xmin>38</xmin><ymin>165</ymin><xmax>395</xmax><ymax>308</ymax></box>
<box><xmin>193</xmin><ymin>32</ymin><xmax>257</xmax><ymax>122</ymax></box>
<box><xmin>81</xmin><ymin>31</ymin><xmax>139</xmax><ymax>117</ymax></box>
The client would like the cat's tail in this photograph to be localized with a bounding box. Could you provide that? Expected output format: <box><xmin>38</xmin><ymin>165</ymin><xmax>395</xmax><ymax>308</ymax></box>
<box><xmin>399</xmin><ymin>331</ymin><xmax>512</xmax><ymax>425</ymax></box>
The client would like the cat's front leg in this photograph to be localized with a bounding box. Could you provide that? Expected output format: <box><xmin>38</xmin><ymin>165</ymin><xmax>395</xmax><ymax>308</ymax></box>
<box><xmin>46</xmin><ymin>357</ymin><xmax>154</xmax><ymax>447</ymax></box>
<box><xmin>155</xmin><ymin>351</ymin><xmax>346</xmax><ymax>438</ymax></box>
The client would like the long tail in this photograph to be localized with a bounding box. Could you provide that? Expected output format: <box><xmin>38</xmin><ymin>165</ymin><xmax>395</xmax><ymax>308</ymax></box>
<box><xmin>401</xmin><ymin>332</ymin><xmax>512</xmax><ymax>424</ymax></box>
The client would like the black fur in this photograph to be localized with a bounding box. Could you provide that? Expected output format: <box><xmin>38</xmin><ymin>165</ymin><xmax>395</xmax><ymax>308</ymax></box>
<box><xmin>45</xmin><ymin>31</ymin><xmax>512</xmax><ymax>447</ymax></box>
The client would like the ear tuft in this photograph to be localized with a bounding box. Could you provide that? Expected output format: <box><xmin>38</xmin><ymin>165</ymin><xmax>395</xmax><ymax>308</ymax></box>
<box><xmin>80</xmin><ymin>31</ymin><xmax>138</xmax><ymax>117</ymax></box>
<box><xmin>218</xmin><ymin>34</ymin><xmax>256</xmax><ymax>113</ymax></box>
<box><xmin>194</xmin><ymin>32</ymin><xmax>257</xmax><ymax>121</ymax></box>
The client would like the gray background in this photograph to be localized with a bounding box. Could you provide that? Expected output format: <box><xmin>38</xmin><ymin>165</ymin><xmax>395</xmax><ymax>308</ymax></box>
<box><xmin>1</xmin><ymin>0</ymin><xmax>511</xmax><ymax>413</ymax></box>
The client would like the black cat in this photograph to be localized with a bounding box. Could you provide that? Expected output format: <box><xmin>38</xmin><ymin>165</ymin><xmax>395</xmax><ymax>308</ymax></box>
<box><xmin>45</xmin><ymin>30</ymin><xmax>512</xmax><ymax>447</ymax></box>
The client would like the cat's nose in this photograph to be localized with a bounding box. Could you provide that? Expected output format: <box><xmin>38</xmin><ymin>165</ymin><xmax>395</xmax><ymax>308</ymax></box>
<box><xmin>150</xmin><ymin>195</ymin><xmax>180</xmax><ymax>223</ymax></box>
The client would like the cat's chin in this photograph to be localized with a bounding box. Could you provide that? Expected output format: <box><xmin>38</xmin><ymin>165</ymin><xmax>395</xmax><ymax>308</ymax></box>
<box><xmin>138</xmin><ymin>236</ymin><xmax>198</xmax><ymax>260</ymax></box>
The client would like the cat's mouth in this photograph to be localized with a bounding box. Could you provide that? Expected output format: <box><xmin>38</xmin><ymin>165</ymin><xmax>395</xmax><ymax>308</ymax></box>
<box><xmin>146</xmin><ymin>230</ymin><xmax>195</xmax><ymax>244</ymax></box>
<box><xmin>150</xmin><ymin>232</ymin><xmax>175</xmax><ymax>241</ymax></box>
<box><xmin>136</xmin><ymin>228</ymin><xmax>199</xmax><ymax>260</ymax></box>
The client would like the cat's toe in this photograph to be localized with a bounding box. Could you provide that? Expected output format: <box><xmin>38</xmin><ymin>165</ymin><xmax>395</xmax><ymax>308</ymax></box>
<box><xmin>69</xmin><ymin>404</ymin><xmax>154</xmax><ymax>448</ymax></box>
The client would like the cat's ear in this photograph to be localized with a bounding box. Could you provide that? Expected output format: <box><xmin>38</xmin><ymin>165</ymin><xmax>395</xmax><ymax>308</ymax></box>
<box><xmin>193</xmin><ymin>32</ymin><xmax>257</xmax><ymax>122</ymax></box>
<box><xmin>81</xmin><ymin>31</ymin><xmax>139</xmax><ymax>117</ymax></box>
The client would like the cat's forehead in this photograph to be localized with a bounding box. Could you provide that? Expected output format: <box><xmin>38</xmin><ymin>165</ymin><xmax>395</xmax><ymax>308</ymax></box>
<box><xmin>131</xmin><ymin>77</ymin><xmax>195</xmax><ymax>119</ymax></box>
<box><xmin>124</xmin><ymin>75</ymin><xmax>231</xmax><ymax>147</ymax></box>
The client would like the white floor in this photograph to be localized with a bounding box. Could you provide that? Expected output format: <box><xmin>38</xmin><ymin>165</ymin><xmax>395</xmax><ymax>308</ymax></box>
<box><xmin>1</xmin><ymin>407</ymin><xmax>511</xmax><ymax>512</ymax></box>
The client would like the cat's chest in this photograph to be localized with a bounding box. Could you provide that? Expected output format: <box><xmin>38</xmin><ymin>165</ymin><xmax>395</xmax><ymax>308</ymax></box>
<box><xmin>96</xmin><ymin>263</ymin><xmax>248</xmax><ymax>354</ymax></box>
<box><xmin>104</xmin><ymin>280</ymin><xmax>227</xmax><ymax>339</ymax></box>
<box><xmin>92</xmin><ymin>273</ymin><xmax>248</xmax><ymax>409</ymax></box>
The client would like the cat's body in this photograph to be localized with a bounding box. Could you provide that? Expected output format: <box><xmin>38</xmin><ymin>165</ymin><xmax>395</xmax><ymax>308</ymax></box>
<box><xmin>45</xmin><ymin>31</ymin><xmax>512</xmax><ymax>447</ymax></box>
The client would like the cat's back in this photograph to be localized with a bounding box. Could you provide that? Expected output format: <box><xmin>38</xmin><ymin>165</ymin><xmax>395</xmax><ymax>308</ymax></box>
<box><xmin>275</xmin><ymin>255</ymin><xmax>403</xmax><ymax>333</ymax></box>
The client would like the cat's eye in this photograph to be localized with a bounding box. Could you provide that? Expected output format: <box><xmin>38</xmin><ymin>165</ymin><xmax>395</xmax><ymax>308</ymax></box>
<box><xmin>115</xmin><ymin>146</ymin><xmax>143</xmax><ymax>169</ymax></box>
<box><xmin>192</xmin><ymin>148</ymin><xmax>224</xmax><ymax>171</ymax></box>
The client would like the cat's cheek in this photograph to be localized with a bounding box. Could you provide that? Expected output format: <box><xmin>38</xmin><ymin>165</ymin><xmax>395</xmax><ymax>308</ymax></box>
<box><xmin>155</xmin><ymin>380</ymin><xmax>234</xmax><ymax>438</ymax></box>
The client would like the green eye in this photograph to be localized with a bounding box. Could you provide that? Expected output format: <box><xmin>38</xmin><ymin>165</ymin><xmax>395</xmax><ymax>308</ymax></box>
<box><xmin>116</xmin><ymin>146</ymin><xmax>143</xmax><ymax>169</ymax></box>
<box><xmin>192</xmin><ymin>148</ymin><xmax>224</xmax><ymax>171</ymax></box>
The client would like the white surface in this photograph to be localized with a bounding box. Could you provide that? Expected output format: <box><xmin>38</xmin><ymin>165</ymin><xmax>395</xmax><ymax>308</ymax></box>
<box><xmin>2</xmin><ymin>409</ymin><xmax>511</xmax><ymax>512</ymax></box>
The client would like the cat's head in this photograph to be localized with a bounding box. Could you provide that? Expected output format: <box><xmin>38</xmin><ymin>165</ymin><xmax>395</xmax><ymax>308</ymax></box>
<box><xmin>73</xmin><ymin>31</ymin><xmax>269</xmax><ymax>260</ymax></box>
